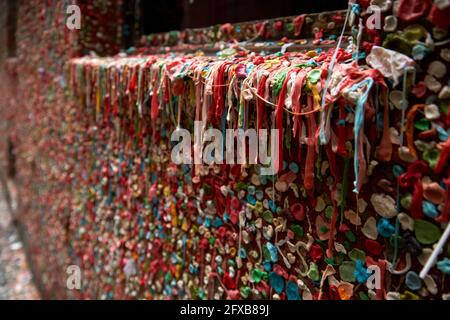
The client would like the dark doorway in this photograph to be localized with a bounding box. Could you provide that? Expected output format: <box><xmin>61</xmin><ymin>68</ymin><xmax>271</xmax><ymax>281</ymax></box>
<box><xmin>140</xmin><ymin>0</ymin><xmax>184</xmax><ymax>35</ymax></box>
<box><xmin>139</xmin><ymin>0</ymin><xmax>348</xmax><ymax>34</ymax></box>
<box><xmin>7</xmin><ymin>0</ymin><xmax>18</xmax><ymax>57</ymax></box>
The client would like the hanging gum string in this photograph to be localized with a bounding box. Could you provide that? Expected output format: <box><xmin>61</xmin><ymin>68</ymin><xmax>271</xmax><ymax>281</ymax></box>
<box><xmin>72</xmin><ymin>54</ymin><xmax>385</xmax><ymax>200</ymax></box>
<box><xmin>319</xmin><ymin>1</ymin><xmax>352</xmax><ymax>145</ymax></box>
<box><xmin>392</xmin><ymin>67</ymin><xmax>417</xmax><ymax>268</ymax></box>
<box><xmin>399</xmin><ymin>67</ymin><xmax>417</xmax><ymax>147</ymax></box>
<box><xmin>73</xmin><ymin>52</ymin><xmax>375</xmax><ymax>121</ymax></box>
<box><xmin>73</xmin><ymin>54</ymin><xmax>382</xmax><ymax>220</ymax></box>
<box><xmin>405</xmin><ymin>104</ymin><xmax>425</xmax><ymax>159</ymax></box>
<box><xmin>185</xmin><ymin>72</ymin><xmax>324</xmax><ymax>116</ymax></box>
<box><xmin>349</xmin><ymin>77</ymin><xmax>374</xmax><ymax>194</ymax></box>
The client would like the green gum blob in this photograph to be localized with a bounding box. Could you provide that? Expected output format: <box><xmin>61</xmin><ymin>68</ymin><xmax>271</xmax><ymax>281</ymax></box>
<box><xmin>349</xmin><ymin>248</ymin><xmax>366</xmax><ymax>262</ymax></box>
<box><xmin>414</xmin><ymin>118</ymin><xmax>430</xmax><ymax>131</ymax></box>
<box><xmin>240</xmin><ymin>286</ymin><xmax>252</xmax><ymax>299</ymax></box>
<box><xmin>403</xmin><ymin>25</ymin><xmax>428</xmax><ymax>43</ymax></box>
<box><xmin>325</xmin><ymin>206</ymin><xmax>334</xmax><ymax>220</ymax></box>
<box><xmin>254</xmin><ymin>201</ymin><xmax>264</xmax><ymax>213</ymax></box>
<box><xmin>400</xmin><ymin>194</ymin><xmax>413</xmax><ymax>210</ymax></box>
<box><xmin>286</xmin><ymin>23</ymin><xmax>294</xmax><ymax>32</ymax></box>
<box><xmin>414</xmin><ymin>219</ymin><xmax>442</xmax><ymax>245</ymax></box>
<box><xmin>423</xmin><ymin>148</ymin><xmax>441</xmax><ymax>169</ymax></box>
<box><xmin>250</xmin><ymin>268</ymin><xmax>266</xmax><ymax>283</ymax></box>
<box><xmin>291</xmin><ymin>224</ymin><xmax>304</xmax><ymax>237</ymax></box>
<box><xmin>325</xmin><ymin>256</ymin><xmax>335</xmax><ymax>266</ymax></box>
<box><xmin>307</xmin><ymin>69</ymin><xmax>321</xmax><ymax>84</ymax></box>
<box><xmin>383</xmin><ymin>34</ymin><xmax>412</xmax><ymax>55</ymax></box>
<box><xmin>359</xmin><ymin>291</ymin><xmax>370</xmax><ymax>300</ymax></box>
<box><xmin>262</xmin><ymin>210</ymin><xmax>273</xmax><ymax>223</ymax></box>
<box><xmin>307</xmin><ymin>262</ymin><xmax>320</xmax><ymax>281</ymax></box>
<box><xmin>345</xmin><ymin>231</ymin><xmax>356</xmax><ymax>242</ymax></box>
<box><xmin>273</xmin><ymin>70</ymin><xmax>288</xmax><ymax>96</ymax></box>
<box><xmin>400</xmin><ymin>291</ymin><xmax>420</xmax><ymax>300</ymax></box>
<box><xmin>383</xmin><ymin>24</ymin><xmax>429</xmax><ymax>56</ymax></box>
<box><xmin>339</xmin><ymin>261</ymin><xmax>356</xmax><ymax>282</ymax></box>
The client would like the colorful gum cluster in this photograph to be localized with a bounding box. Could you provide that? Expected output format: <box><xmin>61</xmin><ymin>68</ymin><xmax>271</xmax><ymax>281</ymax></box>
<box><xmin>0</xmin><ymin>0</ymin><xmax>448</xmax><ymax>300</ymax></box>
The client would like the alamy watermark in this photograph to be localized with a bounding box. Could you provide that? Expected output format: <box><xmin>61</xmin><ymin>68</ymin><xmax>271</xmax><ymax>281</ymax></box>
<box><xmin>66</xmin><ymin>5</ymin><xmax>81</xmax><ymax>30</ymax></box>
<box><xmin>366</xmin><ymin>5</ymin><xmax>382</xmax><ymax>30</ymax></box>
<box><xmin>66</xmin><ymin>265</ymin><xmax>81</xmax><ymax>290</ymax></box>
<box><xmin>170</xmin><ymin>121</ymin><xmax>280</xmax><ymax>175</ymax></box>
<box><xmin>366</xmin><ymin>265</ymin><xmax>381</xmax><ymax>290</ymax></box>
